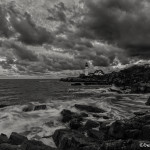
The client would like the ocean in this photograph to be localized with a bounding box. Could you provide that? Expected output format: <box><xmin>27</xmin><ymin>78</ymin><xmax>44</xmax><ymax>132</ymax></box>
<box><xmin>0</xmin><ymin>79</ymin><xmax>149</xmax><ymax>147</ymax></box>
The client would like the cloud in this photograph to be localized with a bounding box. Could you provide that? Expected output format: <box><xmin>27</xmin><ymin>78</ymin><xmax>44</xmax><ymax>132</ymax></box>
<box><xmin>83</xmin><ymin>0</ymin><xmax>150</xmax><ymax>59</ymax></box>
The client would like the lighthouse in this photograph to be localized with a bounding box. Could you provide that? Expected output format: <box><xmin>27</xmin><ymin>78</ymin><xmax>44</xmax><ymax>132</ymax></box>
<box><xmin>84</xmin><ymin>62</ymin><xmax>89</xmax><ymax>76</ymax></box>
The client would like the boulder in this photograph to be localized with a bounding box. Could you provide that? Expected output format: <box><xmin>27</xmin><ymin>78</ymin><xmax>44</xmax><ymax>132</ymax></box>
<box><xmin>0</xmin><ymin>134</ymin><xmax>8</xmax><ymax>144</ymax></box>
<box><xmin>9</xmin><ymin>132</ymin><xmax>28</xmax><ymax>145</ymax></box>
<box><xmin>101</xmin><ymin>139</ymin><xmax>140</xmax><ymax>150</ymax></box>
<box><xmin>109</xmin><ymin>120</ymin><xmax>125</xmax><ymax>139</ymax></box>
<box><xmin>145</xmin><ymin>97</ymin><xmax>150</xmax><ymax>106</ymax></box>
<box><xmin>142</xmin><ymin>125</ymin><xmax>150</xmax><ymax>140</ymax></box>
<box><xmin>23</xmin><ymin>104</ymin><xmax>34</xmax><ymax>112</ymax></box>
<box><xmin>69</xmin><ymin>119</ymin><xmax>83</xmax><ymax>130</ymax></box>
<box><xmin>75</xmin><ymin>104</ymin><xmax>105</xmax><ymax>113</ymax></box>
<box><xmin>0</xmin><ymin>143</ymin><xmax>18</xmax><ymax>150</ymax></box>
<box><xmin>34</xmin><ymin>105</ymin><xmax>47</xmax><ymax>111</ymax></box>
<box><xmin>61</xmin><ymin>109</ymin><xmax>83</xmax><ymax>123</ymax></box>
<box><xmin>21</xmin><ymin>140</ymin><xmax>56</xmax><ymax>150</ymax></box>
<box><xmin>84</xmin><ymin>120</ymin><xmax>99</xmax><ymax>129</ymax></box>
<box><xmin>125</xmin><ymin>129</ymin><xmax>141</xmax><ymax>139</ymax></box>
<box><xmin>52</xmin><ymin>129</ymin><xmax>99</xmax><ymax>150</ymax></box>
<box><xmin>87</xmin><ymin>130</ymin><xmax>105</xmax><ymax>143</ymax></box>
<box><xmin>134</xmin><ymin>111</ymin><xmax>148</xmax><ymax>116</ymax></box>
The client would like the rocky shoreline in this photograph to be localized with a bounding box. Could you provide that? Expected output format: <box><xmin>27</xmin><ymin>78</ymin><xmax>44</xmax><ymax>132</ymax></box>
<box><xmin>60</xmin><ymin>64</ymin><xmax>150</xmax><ymax>94</ymax></box>
<box><xmin>1</xmin><ymin>98</ymin><xmax>150</xmax><ymax>150</ymax></box>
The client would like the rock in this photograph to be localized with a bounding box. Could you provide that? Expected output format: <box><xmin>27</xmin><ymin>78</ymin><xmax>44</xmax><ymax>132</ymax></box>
<box><xmin>101</xmin><ymin>139</ymin><xmax>140</xmax><ymax>150</ymax></box>
<box><xmin>61</xmin><ymin>109</ymin><xmax>83</xmax><ymax>123</ymax></box>
<box><xmin>109</xmin><ymin>85</ymin><xmax>123</xmax><ymax>94</ymax></box>
<box><xmin>103</xmin><ymin>116</ymin><xmax>109</xmax><ymax>119</ymax></box>
<box><xmin>145</xmin><ymin>97</ymin><xmax>150</xmax><ymax>106</ymax></box>
<box><xmin>84</xmin><ymin>120</ymin><xmax>99</xmax><ymax>129</ymax></box>
<box><xmin>80</xmin><ymin>112</ymin><xmax>89</xmax><ymax>117</ymax></box>
<box><xmin>125</xmin><ymin>129</ymin><xmax>141</xmax><ymax>139</ymax></box>
<box><xmin>142</xmin><ymin>125</ymin><xmax>150</xmax><ymax>140</ymax></box>
<box><xmin>21</xmin><ymin>140</ymin><xmax>56</xmax><ymax>150</ymax></box>
<box><xmin>0</xmin><ymin>143</ymin><xmax>18</xmax><ymax>150</ymax></box>
<box><xmin>71</xmin><ymin>83</ymin><xmax>82</xmax><ymax>86</ymax></box>
<box><xmin>134</xmin><ymin>111</ymin><xmax>148</xmax><ymax>116</ymax></box>
<box><xmin>0</xmin><ymin>134</ymin><xmax>8</xmax><ymax>144</ymax></box>
<box><xmin>34</xmin><ymin>105</ymin><xmax>47</xmax><ymax>111</ymax></box>
<box><xmin>9</xmin><ymin>132</ymin><xmax>28</xmax><ymax>145</ymax></box>
<box><xmin>23</xmin><ymin>104</ymin><xmax>34</xmax><ymax>112</ymax></box>
<box><xmin>75</xmin><ymin>104</ymin><xmax>105</xmax><ymax>113</ymax></box>
<box><xmin>109</xmin><ymin>120</ymin><xmax>125</xmax><ymax>139</ymax></box>
<box><xmin>52</xmin><ymin>129</ymin><xmax>99</xmax><ymax>150</ymax></box>
<box><xmin>69</xmin><ymin>119</ymin><xmax>83</xmax><ymax>130</ymax></box>
<box><xmin>87</xmin><ymin>130</ymin><xmax>104</xmax><ymax>142</ymax></box>
<box><xmin>93</xmin><ymin>114</ymin><xmax>101</xmax><ymax>118</ymax></box>
<box><xmin>0</xmin><ymin>105</ymin><xmax>9</xmax><ymax>109</ymax></box>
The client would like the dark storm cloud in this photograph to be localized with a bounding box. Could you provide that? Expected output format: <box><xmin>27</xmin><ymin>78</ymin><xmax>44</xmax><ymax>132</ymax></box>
<box><xmin>0</xmin><ymin>6</ymin><xmax>14</xmax><ymax>37</ymax></box>
<box><xmin>11</xmin><ymin>44</ymin><xmax>38</xmax><ymax>61</ymax></box>
<box><xmin>84</xmin><ymin>0</ymin><xmax>150</xmax><ymax>58</ymax></box>
<box><xmin>9</xmin><ymin>7</ymin><xmax>54</xmax><ymax>45</ymax></box>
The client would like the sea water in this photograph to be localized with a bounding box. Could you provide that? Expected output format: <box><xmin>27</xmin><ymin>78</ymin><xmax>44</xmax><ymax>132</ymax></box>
<box><xmin>0</xmin><ymin>79</ymin><xmax>149</xmax><ymax>147</ymax></box>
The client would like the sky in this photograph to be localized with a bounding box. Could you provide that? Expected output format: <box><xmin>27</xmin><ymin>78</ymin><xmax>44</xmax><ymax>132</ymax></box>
<box><xmin>0</xmin><ymin>0</ymin><xmax>150</xmax><ymax>78</ymax></box>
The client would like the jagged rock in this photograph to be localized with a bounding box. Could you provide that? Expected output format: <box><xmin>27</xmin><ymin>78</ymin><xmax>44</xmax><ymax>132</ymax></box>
<box><xmin>61</xmin><ymin>109</ymin><xmax>83</xmax><ymax>123</ymax></box>
<box><xmin>87</xmin><ymin>129</ymin><xmax>105</xmax><ymax>142</ymax></box>
<box><xmin>145</xmin><ymin>97</ymin><xmax>150</xmax><ymax>106</ymax></box>
<box><xmin>34</xmin><ymin>105</ymin><xmax>46</xmax><ymax>111</ymax></box>
<box><xmin>125</xmin><ymin>129</ymin><xmax>141</xmax><ymax>139</ymax></box>
<box><xmin>22</xmin><ymin>104</ymin><xmax>34</xmax><ymax>112</ymax></box>
<box><xmin>0</xmin><ymin>143</ymin><xmax>18</xmax><ymax>150</ymax></box>
<box><xmin>134</xmin><ymin>111</ymin><xmax>148</xmax><ymax>116</ymax></box>
<box><xmin>80</xmin><ymin>112</ymin><xmax>89</xmax><ymax>117</ymax></box>
<box><xmin>21</xmin><ymin>140</ymin><xmax>56</xmax><ymax>150</ymax></box>
<box><xmin>101</xmin><ymin>139</ymin><xmax>141</xmax><ymax>150</ymax></box>
<box><xmin>103</xmin><ymin>116</ymin><xmax>109</xmax><ymax>119</ymax></box>
<box><xmin>109</xmin><ymin>120</ymin><xmax>125</xmax><ymax>139</ymax></box>
<box><xmin>109</xmin><ymin>85</ymin><xmax>123</xmax><ymax>94</ymax></box>
<box><xmin>142</xmin><ymin>125</ymin><xmax>150</xmax><ymax>140</ymax></box>
<box><xmin>23</xmin><ymin>104</ymin><xmax>47</xmax><ymax>112</ymax></box>
<box><xmin>75</xmin><ymin>104</ymin><xmax>105</xmax><ymax>113</ymax></box>
<box><xmin>84</xmin><ymin>120</ymin><xmax>100</xmax><ymax>129</ymax></box>
<box><xmin>0</xmin><ymin>104</ymin><xmax>9</xmax><ymax>109</ymax></box>
<box><xmin>69</xmin><ymin>119</ymin><xmax>83</xmax><ymax>130</ymax></box>
<box><xmin>52</xmin><ymin>129</ymin><xmax>99</xmax><ymax>150</ymax></box>
<box><xmin>0</xmin><ymin>134</ymin><xmax>8</xmax><ymax>144</ymax></box>
<box><xmin>9</xmin><ymin>132</ymin><xmax>28</xmax><ymax>145</ymax></box>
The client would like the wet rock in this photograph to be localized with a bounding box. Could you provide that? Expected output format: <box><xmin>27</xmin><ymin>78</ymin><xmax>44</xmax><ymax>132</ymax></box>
<box><xmin>21</xmin><ymin>140</ymin><xmax>56</xmax><ymax>150</ymax></box>
<box><xmin>109</xmin><ymin>85</ymin><xmax>123</xmax><ymax>94</ymax></box>
<box><xmin>71</xmin><ymin>83</ymin><xmax>82</xmax><ymax>86</ymax></box>
<box><xmin>75</xmin><ymin>104</ymin><xmax>105</xmax><ymax>113</ymax></box>
<box><xmin>52</xmin><ymin>129</ymin><xmax>99</xmax><ymax>150</ymax></box>
<box><xmin>142</xmin><ymin>125</ymin><xmax>150</xmax><ymax>140</ymax></box>
<box><xmin>87</xmin><ymin>129</ymin><xmax>105</xmax><ymax>142</ymax></box>
<box><xmin>61</xmin><ymin>109</ymin><xmax>83</xmax><ymax>123</ymax></box>
<box><xmin>145</xmin><ymin>97</ymin><xmax>150</xmax><ymax>106</ymax></box>
<box><xmin>0</xmin><ymin>104</ymin><xmax>9</xmax><ymax>109</ymax></box>
<box><xmin>93</xmin><ymin>114</ymin><xmax>101</xmax><ymax>118</ymax></box>
<box><xmin>9</xmin><ymin>132</ymin><xmax>28</xmax><ymax>145</ymax></box>
<box><xmin>23</xmin><ymin>104</ymin><xmax>34</xmax><ymax>112</ymax></box>
<box><xmin>134</xmin><ymin>111</ymin><xmax>148</xmax><ymax>116</ymax></box>
<box><xmin>101</xmin><ymin>139</ymin><xmax>140</xmax><ymax>150</ymax></box>
<box><xmin>0</xmin><ymin>143</ymin><xmax>18</xmax><ymax>150</ymax></box>
<box><xmin>69</xmin><ymin>119</ymin><xmax>83</xmax><ymax>130</ymax></box>
<box><xmin>80</xmin><ymin>112</ymin><xmax>89</xmax><ymax>117</ymax></box>
<box><xmin>34</xmin><ymin>105</ymin><xmax>47</xmax><ymax>111</ymax></box>
<box><xmin>103</xmin><ymin>116</ymin><xmax>109</xmax><ymax>119</ymax></box>
<box><xmin>84</xmin><ymin>120</ymin><xmax>99</xmax><ymax>129</ymax></box>
<box><xmin>125</xmin><ymin>129</ymin><xmax>141</xmax><ymax>139</ymax></box>
<box><xmin>109</xmin><ymin>120</ymin><xmax>125</xmax><ymax>139</ymax></box>
<box><xmin>0</xmin><ymin>134</ymin><xmax>8</xmax><ymax>144</ymax></box>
